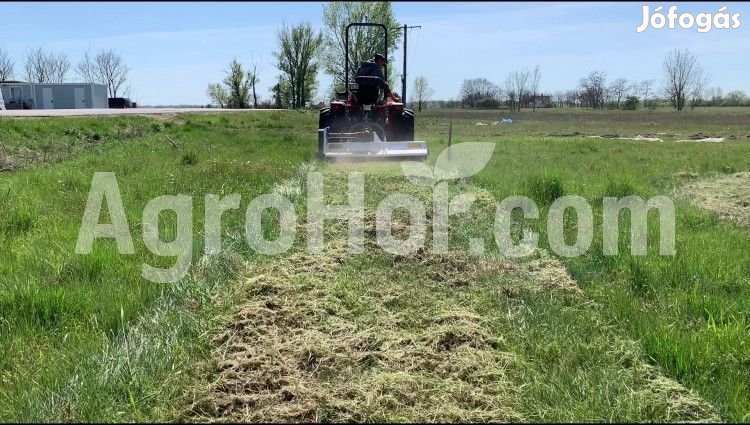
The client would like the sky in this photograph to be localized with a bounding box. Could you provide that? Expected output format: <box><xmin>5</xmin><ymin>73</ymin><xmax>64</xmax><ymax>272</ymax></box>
<box><xmin>2</xmin><ymin>1</ymin><xmax>748</xmax><ymax>105</ymax></box>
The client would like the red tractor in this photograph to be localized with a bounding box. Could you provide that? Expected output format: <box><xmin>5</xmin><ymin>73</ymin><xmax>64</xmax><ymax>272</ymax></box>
<box><xmin>317</xmin><ymin>22</ymin><xmax>427</xmax><ymax>160</ymax></box>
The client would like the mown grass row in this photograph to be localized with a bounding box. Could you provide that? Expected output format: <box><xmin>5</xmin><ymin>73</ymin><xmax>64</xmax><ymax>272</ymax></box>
<box><xmin>325</xmin><ymin>165</ymin><xmax>725</xmax><ymax>422</ymax></box>
<box><xmin>185</xmin><ymin>162</ymin><xmax>717</xmax><ymax>422</ymax></box>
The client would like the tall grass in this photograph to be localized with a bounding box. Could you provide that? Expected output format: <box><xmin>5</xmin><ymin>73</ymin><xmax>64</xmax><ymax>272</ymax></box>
<box><xmin>0</xmin><ymin>112</ymin><xmax>315</xmax><ymax>420</ymax></box>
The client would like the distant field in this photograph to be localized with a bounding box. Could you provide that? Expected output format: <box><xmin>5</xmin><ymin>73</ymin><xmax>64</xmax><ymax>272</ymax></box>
<box><xmin>1</xmin><ymin>107</ymin><xmax>749</xmax><ymax>421</ymax></box>
<box><xmin>421</xmin><ymin>106</ymin><xmax>750</xmax><ymax>140</ymax></box>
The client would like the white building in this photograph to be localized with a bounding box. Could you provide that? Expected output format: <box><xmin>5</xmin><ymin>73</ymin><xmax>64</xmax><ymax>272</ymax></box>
<box><xmin>0</xmin><ymin>81</ymin><xmax>108</xmax><ymax>110</ymax></box>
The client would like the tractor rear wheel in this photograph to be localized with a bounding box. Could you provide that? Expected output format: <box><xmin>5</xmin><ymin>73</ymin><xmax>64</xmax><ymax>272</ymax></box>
<box><xmin>393</xmin><ymin>109</ymin><xmax>415</xmax><ymax>141</ymax></box>
<box><xmin>318</xmin><ymin>108</ymin><xmax>331</xmax><ymax>159</ymax></box>
<box><xmin>318</xmin><ymin>107</ymin><xmax>331</xmax><ymax>129</ymax></box>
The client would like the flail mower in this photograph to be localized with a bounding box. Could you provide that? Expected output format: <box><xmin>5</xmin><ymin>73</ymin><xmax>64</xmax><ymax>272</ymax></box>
<box><xmin>317</xmin><ymin>22</ymin><xmax>428</xmax><ymax>160</ymax></box>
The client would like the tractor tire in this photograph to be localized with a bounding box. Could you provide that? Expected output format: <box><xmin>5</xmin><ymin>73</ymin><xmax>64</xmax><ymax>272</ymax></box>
<box><xmin>318</xmin><ymin>108</ymin><xmax>331</xmax><ymax>159</ymax></box>
<box><xmin>395</xmin><ymin>109</ymin><xmax>415</xmax><ymax>142</ymax></box>
<box><xmin>318</xmin><ymin>107</ymin><xmax>331</xmax><ymax>129</ymax></box>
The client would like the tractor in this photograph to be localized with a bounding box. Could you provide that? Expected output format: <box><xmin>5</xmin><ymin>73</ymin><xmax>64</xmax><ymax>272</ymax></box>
<box><xmin>317</xmin><ymin>22</ymin><xmax>427</xmax><ymax>160</ymax></box>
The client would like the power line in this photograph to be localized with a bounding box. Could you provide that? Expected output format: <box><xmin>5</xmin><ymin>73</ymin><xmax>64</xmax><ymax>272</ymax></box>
<box><xmin>391</xmin><ymin>25</ymin><xmax>421</xmax><ymax>104</ymax></box>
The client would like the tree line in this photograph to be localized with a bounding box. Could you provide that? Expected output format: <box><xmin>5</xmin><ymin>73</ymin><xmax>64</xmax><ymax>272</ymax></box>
<box><xmin>450</xmin><ymin>48</ymin><xmax>746</xmax><ymax>112</ymax></box>
<box><xmin>0</xmin><ymin>46</ymin><xmax>130</xmax><ymax>98</ymax></box>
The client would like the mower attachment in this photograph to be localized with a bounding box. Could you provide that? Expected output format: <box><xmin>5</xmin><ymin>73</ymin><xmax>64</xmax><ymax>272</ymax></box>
<box><xmin>318</xmin><ymin>127</ymin><xmax>428</xmax><ymax>160</ymax></box>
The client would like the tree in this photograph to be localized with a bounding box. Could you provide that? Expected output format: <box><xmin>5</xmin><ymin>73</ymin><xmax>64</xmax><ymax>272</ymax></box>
<box><xmin>530</xmin><ymin>65</ymin><xmax>541</xmax><ymax>111</ymax></box>
<box><xmin>0</xmin><ymin>48</ymin><xmax>14</xmax><ymax>81</ymax></box>
<box><xmin>564</xmin><ymin>90</ymin><xmax>579</xmax><ymax>107</ymax></box>
<box><xmin>274</xmin><ymin>22</ymin><xmax>323</xmax><ymax>109</ymax></box>
<box><xmin>248</xmin><ymin>60</ymin><xmax>260</xmax><ymax>108</ymax></box>
<box><xmin>723</xmin><ymin>90</ymin><xmax>746</xmax><ymax>107</ymax></box>
<box><xmin>578</xmin><ymin>71</ymin><xmax>607</xmax><ymax>109</ymax></box>
<box><xmin>706</xmin><ymin>86</ymin><xmax>723</xmax><ymax>106</ymax></box>
<box><xmin>504</xmin><ymin>75</ymin><xmax>516</xmax><ymax>111</ymax></box>
<box><xmin>412</xmin><ymin>75</ymin><xmax>433</xmax><ymax>111</ymax></box>
<box><xmin>506</xmin><ymin>69</ymin><xmax>530</xmax><ymax>112</ymax></box>
<box><xmin>662</xmin><ymin>48</ymin><xmax>707</xmax><ymax>111</ymax></box>
<box><xmin>608</xmin><ymin>78</ymin><xmax>628</xmax><ymax>108</ymax></box>
<box><xmin>206</xmin><ymin>83</ymin><xmax>229</xmax><ymax>108</ymax></box>
<box><xmin>76</xmin><ymin>48</ymin><xmax>130</xmax><ymax>97</ymax></box>
<box><xmin>224</xmin><ymin>59</ymin><xmax>253</xmax><ymax>108</ymax></box>
<box><xmin>49</xmin><ymin>52</ymin><xmax>70</xmax><ymax>83</ymax></box>
<box><xmin>460</xmin><ymin>78</ymin><xmax>498</xmax><ymax>108</ymax></box>
<box><xmin>553</xmin><ymin>91</ymin><xmax>565</xmax><ymax>108</ymax></box>
<box><xmin>639</xmin><ymin>79</ymin><xmax>655</xmax><ymax>108</ymax></box>
<box><xmin>322</xmin><ymin>1</ymin><xmax>400</xmax><ymax>92</ymax></box>
<box><xmin>622</xmin><ymin>96</ymin><xmax>639</xmax><ymax>110</ymax></box>
<box><xmin>689</xmin><ymin>71</ymin><xmax>710</xmax><ymax>110</ymax></box>
<box><xmin>24</xmin><ymin>46</ymin><xmax>69</xmax><ymax>83</ymax></box>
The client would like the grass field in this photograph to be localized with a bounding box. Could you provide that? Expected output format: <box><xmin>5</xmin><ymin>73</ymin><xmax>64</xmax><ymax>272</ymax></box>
<box><xmin>1</xmin><ymin>107</ymin><xmax>749</xmax><ymax>422</ymax></box>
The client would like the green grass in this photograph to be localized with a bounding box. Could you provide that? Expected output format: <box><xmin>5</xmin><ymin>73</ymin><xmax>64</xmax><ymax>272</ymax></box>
<box><xmin>188</xmin><ymin>163</ymin><xmax>717</xmax><ymax>422</ymax></box>
<box><xmin>419</xmin><ymin>107</ymin><xmax>750</xmax><ymax>421</ymax></box>
<box><xmin>2</xmin><ymin>107</ymin><xmax>750</xmax><ymax>421</ymax></box>
<box><xmin>0</xmin><ymin>111</ymin><xmax>314</xmax><ymax>420</ymax></box>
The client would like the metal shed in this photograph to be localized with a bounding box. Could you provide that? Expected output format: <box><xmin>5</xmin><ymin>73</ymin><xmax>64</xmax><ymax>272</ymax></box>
<box><xmin>0</xmin><ymin>81</ymin><xmax>108</xmax><ymax>109</ymax></box>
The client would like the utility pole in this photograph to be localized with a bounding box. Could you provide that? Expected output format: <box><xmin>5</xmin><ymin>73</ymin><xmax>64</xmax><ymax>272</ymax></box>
<box><xmin>392</xmin><ymin>24</ymin><xmax>421</xmax><ymax>106</ymax></box>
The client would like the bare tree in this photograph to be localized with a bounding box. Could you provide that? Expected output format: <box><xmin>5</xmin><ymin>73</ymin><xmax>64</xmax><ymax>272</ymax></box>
<box><xmin>76</xmin><ymin>49</ymin><xmax>96</xmax><ymax>83</ymax></box>
<box><xmin>530</xmin><ymin>65</ymin><xmax>541</xmax><ymax>111</ymax></box>
<box><xmin>23</xmin><ymin>47</ymin><xmax>70</xmax><ymax>83</ymax></box>
<box><xmin>274</xmin><ymin>22</ymin><xmax>323</xmax><ymax>109</ymax></box>
<box><xmin>412</xmin><ymin>75</ymin><xmax>433</xmax><ymax>111</ymax></box>
<box><xmin>0</xmin><ymin>48</ymin><xmax>14</xmax><ymax>81</ymax></box>
<box><xmin>50</xmin><ymin>52</ymin><xmax>70</xmax><ymax>83</ymax></box>
<box><xmin>460</xmin><ymin>78</ymin><xmax>498</xmax><ymax>108</ymax></box>
<box><xmin>506</xmin><ymin>69</ymin><xmax>530</xmax><ymax>112</ymax></box>
<box><xmin>24</xmin><ymin>47</ymin><xmax>52</xmax><ymax>83</ymax></box>
<box><xmin>690</xmin><ymin>70</ymin><xmax>710</xmax><ymax>110</ymax></box>
<box><xmin>564</xmin><ymin>89</ymin><xmax>580</xmax><ymax>107</ymax></box>
<box><xmin>553</xmin><ymin>91</ymin><xmax>565</xmax><ymax>108</ymax></box>
<box><xmin>578</xmin><ymin>71</ymin><xmax>607</xmax><ymax>109</ymax></box>
<box><xmin>608</xmin><ymin>78</ymin><xmax>628</xmax><ymax>108</ymax></box>
<box><xmin>705</xmin><ymin>86</ymin><xmax>723</xmax><ymax>106</ymax></box>
<box><xmin>639</xmin><ymin>79</ymin><xmax>655</xmax><ymax>108</ymax></box>
<box><xmin>76</xmin><ymin>48</ymin><xmax>130</xmax><ymax>97</ymax></box>
<box><xmin>504</xmin><ymin>74</ymin><xmax>516</xmax><ymax>111</ymax></box>
<box><xmin>663</xmin><ymin>48</ymin><xmax>707</xmax><ymax>111</ymax></box>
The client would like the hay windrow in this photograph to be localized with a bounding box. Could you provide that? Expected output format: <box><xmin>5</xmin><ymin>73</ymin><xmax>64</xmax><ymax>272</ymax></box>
<box><xmin>186</xmin><ymin>242</ymin><xmax>525</xmax><ymax>422</ymax></box>
<box><xmin>681</xmin><ymin>172</ymin><xmax>750</xmax><ymax>228</ymax></box>
<box><xmin>184</xmin><ymin>164</ymin><xmax>719</xmax><ymax>423</ymax></box>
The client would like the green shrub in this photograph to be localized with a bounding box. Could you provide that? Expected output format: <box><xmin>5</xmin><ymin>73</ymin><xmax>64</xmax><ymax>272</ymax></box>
<box><xmin>475</xmin><ymin>97</ymin><xmax>501</xmax><ymax>109</ymax></box>
<box><xmin>622</xmin><ymin>96</ymin><xmax>639</xmax><ymax>110</ymax></box>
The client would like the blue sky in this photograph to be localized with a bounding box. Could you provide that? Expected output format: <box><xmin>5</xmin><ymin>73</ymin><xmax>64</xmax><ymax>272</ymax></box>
<box><xmin>2</xmin><ymin>2</ymin><xmax>748</xmax><ymax>105</ymax></box>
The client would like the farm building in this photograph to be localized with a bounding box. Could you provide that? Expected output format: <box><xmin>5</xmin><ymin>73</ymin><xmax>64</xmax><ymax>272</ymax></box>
<box><xmin>0</xmin><ymin>81</ymin><xmax>108</xmax><ymax>110</ymax></box>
